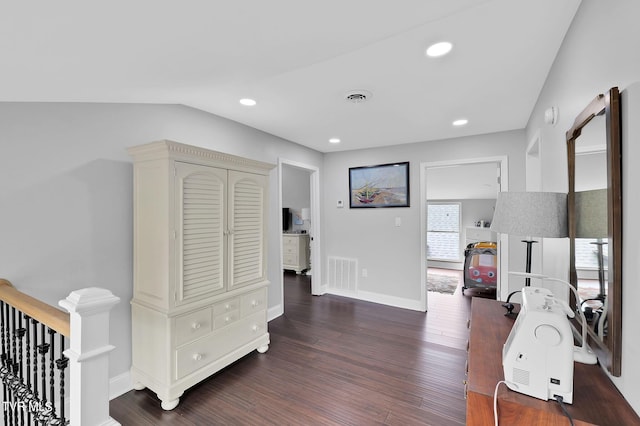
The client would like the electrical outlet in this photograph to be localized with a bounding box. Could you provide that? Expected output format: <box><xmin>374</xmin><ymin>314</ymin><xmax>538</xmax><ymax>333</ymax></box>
<box><xmin>362</xmin><ymin>268</ymin><xmax>368</xmax><ymax>277</ymax></box>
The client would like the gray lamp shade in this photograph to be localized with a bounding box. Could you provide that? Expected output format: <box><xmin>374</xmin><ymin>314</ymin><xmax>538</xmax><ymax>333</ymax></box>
<box><xmin>575</xmin><ymin>189</ymin><xmax>608</xmax><ymax>239</ymax></box>
<box><xmin>490</xmin><ymin>192</ymin><xmax>568</xmax><ymax>238</ymax></box>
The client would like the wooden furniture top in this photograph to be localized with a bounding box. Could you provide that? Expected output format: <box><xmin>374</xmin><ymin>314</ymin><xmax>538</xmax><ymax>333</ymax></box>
<box><xmin>468</xmin><ymin>297</ymin><xmax>639</xmax><ymax>425</ymax></box>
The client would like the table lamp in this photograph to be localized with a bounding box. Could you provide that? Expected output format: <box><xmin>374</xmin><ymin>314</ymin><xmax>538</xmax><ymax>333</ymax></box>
<box><xmin>490</xmin><ymin>192</ymin><xmax>568</xmax><ymax>286</ymax></box>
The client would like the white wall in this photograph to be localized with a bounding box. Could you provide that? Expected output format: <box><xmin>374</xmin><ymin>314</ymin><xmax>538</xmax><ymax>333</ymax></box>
<box><xmin>525</xmin><ymin>0</ymin><xmax>640</xmax><ymax>413</ymax></box>
<box><xmin>0</xmin><ymin>102</ymin><xmax>323</xmax><ymax>390</ymax></box>
<box><xmin>282</xmin><ymin>166</ymin><xmax>311</xmax><ymax>208</ymax></box>
<box><xmin>460</xmin><ymin>199</ymin><xmax>496</xmax><ymax>232</ymax></box>
<box><xmin>322</xmin><ymin>130</ymin><xmax>525</xmax><ymax>306</ymax></box>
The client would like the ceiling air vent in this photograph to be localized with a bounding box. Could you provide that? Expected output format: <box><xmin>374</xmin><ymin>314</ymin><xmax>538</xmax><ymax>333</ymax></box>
<box><xmin>345</xmin><ymin>90</ymin><xmax>372</xmax><ymax>104</ymax></box>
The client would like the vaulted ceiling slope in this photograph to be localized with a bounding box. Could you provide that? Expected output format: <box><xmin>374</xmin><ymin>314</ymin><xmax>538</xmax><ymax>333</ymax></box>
<box><xmin>1</xmin><ymin>0</ymin><xmax>581</xmax><ymax>152</ymax></box>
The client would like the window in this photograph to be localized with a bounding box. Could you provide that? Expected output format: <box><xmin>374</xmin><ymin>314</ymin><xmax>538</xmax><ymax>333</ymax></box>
<box><xmin>427</xmin><ymin>203</ymin><xmax>461</xmax><ymax>262</ymax></box>
<box><xmin>575</xmin><ymin>238</ymin><xmax>607</xmax><ymax>270</ymax></box>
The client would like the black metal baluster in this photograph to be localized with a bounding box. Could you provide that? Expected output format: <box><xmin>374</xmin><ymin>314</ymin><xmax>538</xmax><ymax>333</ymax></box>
<box><xmin>10</xmin><ymin>306</ymin><xmax>17</xmax><ymax>425</ymax></box>
<box><xmin>11</xmin><ymin>307</ymin><xmax>17</xmax><ymax>373</ymax></box>
<box><xmin>37</xmin><ymin>323</ymin><xmax>49</xmax><ymax>409</ymax></box>
<box><xmin>31</xmin><ymin>318</ymin><xmax>39</xmax><ymax>407</ymax></box>
<box><xmin>16</xmin><ymin>311</ymin><xmax>26</xmax><ymax>426</ymax></box>
<box><xmin>1</xmin><ymin>301</ymin><xmax>7</xmax><ymax>426</ymax></box>
<box><xmin>24</xmin><ymin>314</ymin><xmax>32</xmax><ymax>426</ymax></box>
<box><xmin>1</xmin><ymin>301</ymin><xmax>6</xmax><ymax>363</ymax></box>
<box><xmin>48</xmin><ymin>328</ymin><xmax>56</xmax><ymax>419</ymax></box>
<box><xmin>5</xmin><ymin>303</ymin><xmax>12</xmax><ymax>370</ymax></box>
<box><xmin>55</xmin><ymin>335</ymin><xmax>68</xmax><ymax>425</ymax></box>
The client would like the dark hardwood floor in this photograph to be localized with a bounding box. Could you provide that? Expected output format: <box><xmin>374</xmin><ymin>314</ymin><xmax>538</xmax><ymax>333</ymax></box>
<box><xmin>111</xmin><ymin>271</ymin><xmax>494</xmax><ymax>425</ymax></box>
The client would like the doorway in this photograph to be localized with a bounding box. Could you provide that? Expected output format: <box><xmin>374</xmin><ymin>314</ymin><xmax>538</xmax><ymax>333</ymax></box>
<box><xmin>420</xmin><ymin>156</ymin><xmax>509</xmax><ymax>311</ymax></box>
<box><xmin>278</xmin><ymin>159</ymin><xmax>322</xmax><ymax>316</ymax></box>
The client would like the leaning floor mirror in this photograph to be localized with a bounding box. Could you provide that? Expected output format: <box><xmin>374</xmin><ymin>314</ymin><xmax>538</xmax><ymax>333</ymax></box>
<box><xmin>566</xmin><ymin>87</ymin><xmax>622</xmax><ymax>376</ymax></box>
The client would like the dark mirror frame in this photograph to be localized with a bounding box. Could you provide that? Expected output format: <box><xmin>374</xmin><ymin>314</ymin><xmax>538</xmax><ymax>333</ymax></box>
<box><xmin>566</xmin><ymin>87</ymin><xmax>622</xmax><ymax>376</ymax></box>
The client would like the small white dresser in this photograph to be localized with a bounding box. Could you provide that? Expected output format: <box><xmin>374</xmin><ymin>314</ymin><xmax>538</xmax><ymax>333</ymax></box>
<box><xmin>282</xmin><ymin>233</ymin><xmax>310</xmax><ymax>273</ymax></box>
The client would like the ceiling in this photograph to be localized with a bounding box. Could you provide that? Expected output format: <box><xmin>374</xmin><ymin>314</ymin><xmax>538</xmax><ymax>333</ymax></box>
<box><xmin>1</xmin><ymin>0</ymin><xmax>581</xmax><ymax>153</ymax></box>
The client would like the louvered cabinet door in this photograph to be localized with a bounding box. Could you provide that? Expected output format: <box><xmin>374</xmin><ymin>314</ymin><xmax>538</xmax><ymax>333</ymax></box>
<box><xmin>227</xmin><ymin>170</ymin><xmax>268</xmax><ymax>290</ymax></box>
<box><xmin>175</xmin><ymin>162</ymin><xmax>227</xmax><ymax>304</ymax></box>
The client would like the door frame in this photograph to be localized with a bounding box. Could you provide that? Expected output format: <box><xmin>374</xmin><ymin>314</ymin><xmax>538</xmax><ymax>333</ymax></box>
<box><xmin>278</xmin><ymin>158</ymin><xmax>322</xmax><ymax>310</ymax></box>
<box><xmin>420</xmin><ymin>156</ymin><xmax>509</xmax><ymax>310</ymax></box>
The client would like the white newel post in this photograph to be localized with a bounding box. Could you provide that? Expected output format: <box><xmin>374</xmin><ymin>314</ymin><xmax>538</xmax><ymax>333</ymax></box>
<box><xmin>59</xmin><ymin>288</ymin><xmax>121</xmax><ymax>426</ymax></box>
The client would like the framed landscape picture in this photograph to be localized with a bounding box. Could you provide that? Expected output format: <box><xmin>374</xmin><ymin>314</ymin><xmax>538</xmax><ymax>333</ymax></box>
<box><xmin>349</xmin><ymin>162</ymin><xmax>410</xmax><ymax>208</ymax></box>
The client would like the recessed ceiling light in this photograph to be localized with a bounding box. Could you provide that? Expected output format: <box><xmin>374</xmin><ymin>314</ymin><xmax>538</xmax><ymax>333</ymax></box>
<box><xmin>453</xmin><ymin>119</ymin><xmax>468</xmax><ymax>126</ymax></box>
<box><xmin>426</xmin><ymin>41</ymin><xmax>453</xmax><ymax>58</ymax></box>
<box><xmin>329</xmin><ymin>138</ymin><xmax>341</xmax><ymax>144</ymax></box>
<box><xmin>239</xmin><ymin>98</ymin><xmax>257</xmax><ymax>106</ymax></box>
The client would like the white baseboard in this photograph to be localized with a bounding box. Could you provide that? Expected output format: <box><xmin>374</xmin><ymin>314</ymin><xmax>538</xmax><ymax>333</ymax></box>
<box><xmin>267</xmin><ymin>304</ymin><xmax>283</xmax><ymax>322</ymax></box>
<box><xmin>326</xmin><ymin>288</ymin><xmax>423</xmax><ymax>311</ymax></box>
<box><xmin>110</xmin><ymin>371</ymin><xmax>133</xmax><ymax>400</ymax></box>
<box><xmin>324</xmin><ymin>287</ymin><xmax>357</xmax><ymax>299</ymax></box>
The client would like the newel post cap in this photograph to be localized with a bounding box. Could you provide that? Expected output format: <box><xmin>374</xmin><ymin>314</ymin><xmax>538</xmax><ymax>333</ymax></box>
<box><xmin>59</xmin><ymin>287</ymin><xmax>120</xmax><ymax>314</ymax></box>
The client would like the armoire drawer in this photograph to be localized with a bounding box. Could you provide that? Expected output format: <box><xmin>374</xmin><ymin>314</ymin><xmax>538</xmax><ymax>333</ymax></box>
<box><xmin>241</xmin><ymin>288</ymin><xmax>267</xmax><ymax>317</ymax></box>
<box><xmin>213</xmin><ymin>309</ymin><xmax>240</xmax><ymax>329</ymax></box>
<box><xmin>213</xmin><ymin>296</ymin><xmax>240</xmax><ymax>316</ymax></box>
<box><xmin>175</xmin><ymin>311</ymin><xmax>267</xmax><ymax>380</ymax></box>
<box><xmin>174</xmin><ymin>307</ymin><xmax>212</xmax><ymax>347</ymax></box>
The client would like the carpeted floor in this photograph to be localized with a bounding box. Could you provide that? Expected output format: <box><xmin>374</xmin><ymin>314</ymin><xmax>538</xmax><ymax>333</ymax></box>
<box><xmin>427</xmin><ymin>273</ymin><xmax>460</xmax><ymax>295</ymax></box>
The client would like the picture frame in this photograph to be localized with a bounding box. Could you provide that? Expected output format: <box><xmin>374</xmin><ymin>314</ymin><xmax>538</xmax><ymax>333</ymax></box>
<box><xmin>349</xmin><ymin>162</ymin><xmax>410</xmax><ymax>208</ymax></box>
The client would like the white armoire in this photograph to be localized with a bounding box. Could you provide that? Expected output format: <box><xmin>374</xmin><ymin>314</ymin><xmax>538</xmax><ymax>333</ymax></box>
<box><xmin>128</xmin><ymin>140</ymin><xmax>274</xmax><ymax>410</ymax></box>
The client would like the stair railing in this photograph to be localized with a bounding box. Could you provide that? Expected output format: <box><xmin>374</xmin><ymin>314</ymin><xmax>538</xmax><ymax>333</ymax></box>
<box><xmin>0</xmin><ymin>279</ymin><xmax>120</xmax><ymax>425</ymax></box>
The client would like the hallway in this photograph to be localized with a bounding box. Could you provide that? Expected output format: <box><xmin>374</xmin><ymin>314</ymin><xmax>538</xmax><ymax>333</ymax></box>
<box><xmin>111</xmin><ymin>271</ymin><xmax>493</xmax><ymax>424</ymax></box>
